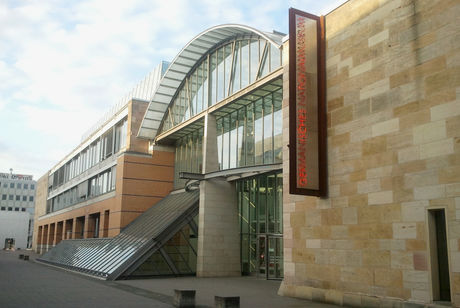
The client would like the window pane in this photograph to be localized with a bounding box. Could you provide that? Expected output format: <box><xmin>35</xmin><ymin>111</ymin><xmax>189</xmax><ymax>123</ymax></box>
<box><xmin>250</xmin><ymin>40</ymin><xmax>259</xmax><ymax>83</ymax></box>
<box><xmin>231</xmin><ymin>41</ymin><xmax>241</xmax><ymax>94</ymax></box>
<box><xmin>273</xmin><ymin>89</ymin><xmax>283</xmax><ymax>163</ymax></box>
<box><xmin>217</xmin><ymin>118</ymin><xmax>223</xmax><ymax>170</ymax></box>
<box><xmin>254</xmin><ymin>99</ymin><xmax>263</xmax><ymax>165</ymax></box>
<box><xmin>237</xmin><ymin>108</ymin><xmax>245</xmax><ymax>167</ymax></box>
<box><xmin>217</xmin><ymin>47</ymin><xmax>225</xmax><ymax>102</ymax></box>
<box><xmin>245</xmin><ymin>103</ymin><xmax>255</xmax><ymax>166</ymax></box>
<box><xmin>263</xmin><ymin>94</ymin><xmax>273</xmax><ymax>164</ymax></box>
<box><xmin>222</xmin><ymin>115</ymin><xmax>230</xmax><ymax>170</ymax></box>
<box><xmin>229</xmin><ymin>111</ymin><xmax>238</xmax><ymax>168</ymax></box>
<box><xmin>241</xmin><ymin>40</ymin><xmax>249</xmax><ymax>89</ymax></box>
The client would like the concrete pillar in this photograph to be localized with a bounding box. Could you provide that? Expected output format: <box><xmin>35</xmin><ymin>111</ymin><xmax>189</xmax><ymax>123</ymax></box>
<box><xmin>71</xmin><ymin>218</ymin><xmax>77</xmax><ymax>239</ymax></box>
<box><xmin>196</xmin><ymin>113</ymin><xmax>241</xmax><ymax>277</ymax></box>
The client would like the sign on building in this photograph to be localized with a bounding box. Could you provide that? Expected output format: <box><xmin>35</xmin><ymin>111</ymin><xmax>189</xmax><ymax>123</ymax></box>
<box><xmin>288</xmin><ymin>8</ymin><xmax>327</xmax><ymax>196</ymax></box>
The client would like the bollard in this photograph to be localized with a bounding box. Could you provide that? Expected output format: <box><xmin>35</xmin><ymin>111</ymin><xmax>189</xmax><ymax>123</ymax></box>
<box><xmin>19</xmin><ymin>254</ymin><xmax>24</xmax><ymax>259</ymax></box>
<box><xmin>215</xmin><ymin>296</ymin><xmax>240</xmax><ymax>308</ymax></box>
<box><xmin>173</xmin><ymin>289</ymin><xmax>196</xmax><ymax>307</ymax></box>
<box><xmin>23</xmin><ymin>255</ymin><xmax>29</xmax><ymax>261</ymax></box>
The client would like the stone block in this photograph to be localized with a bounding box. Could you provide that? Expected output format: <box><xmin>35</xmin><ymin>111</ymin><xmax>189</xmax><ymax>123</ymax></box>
<box><xmin>367</xmin><ymin>166</ymin><xmax>393</xmax><ymax>179</ymax></box>
<box><xmin>342</xmin><ymin>207</ymin><xmax>358</xmax><ymax>225</ymax></box>
<box><xmin>343</xmin><ymin>293</ymin><xmax>361</xmax><ymax>307</ymax></box>
<box><xmin>397</xmin><ymin>146</ymin><xmax>420</xmax><ymax>164</ymax></box>
<box><xmin>363</xmin><ymin>135</ymin><xmax>387</xmax><ymax>156</ymax></box>
<box><xmin>431</xmin><ymin>100</ymin><xmax>460</xmax><ymax>121</ymax></box>
<box><xmin>393</xmin><ymin>223</ymin><xmax>417</xmax><ymax>239</ymax></box>
<box><xmin>361</xmin><ymin>295</ymin><xmax>380</xmax><ymax>308</ymax></box>
<box><xmin>306</xmin><ymin>239</ymin><xmax>321</xmax><ymax>249</ymax></box>
<box><xmin>372</xmin><ymin>118</ymin><xmax>399</xmax><ymax>137</ymax></box>
<box><xmin>401</xmin><ymin>201</ymin><xmax>428</xmax><ymax>222</ymax></box>
<box><xmin>413</xmin><ymin>120</ymin><xmax>446</xmax><ymax>145</ymax></box>
<box><xmin>420</xmin><ymin>138</ymin><xmax>454</xmax><ymax>159</ymax></box>
<box><xmin>375</xmin><ymin>268</ymin><xmax>403</xmax><ymax>288</ymax></box>
<box><xmin>312</xmin><ymin>288</ymin><xmax>326</xmax><ymax>302</ymax></box>
<box><xmin>350</xmin><ymin>60</ymin><xmax>373</xmax><ymax>77</ymax></box>
<box><xmin>173</xmin><ymin>290</ymin><xmax>195</xmax><ymax>308</ymax></box>
<box><xmin>413</xmin><ymin>184</ymin><xmax>445</xmax><ymax>200</ymax></box>
<box><xmin>368</xmin><ymin>191</ymin><xmax>393</xmax><ymax>205</ymax></box>
<box><xmin>360</xmin><ymin>78</ymin><xmax>390</xmax><ymax>100</ymax></box>
<box><xmin>368</xmin><ymin>29</ymin><xmax>389</xmax><ymax>47</ymax></box>
<box><xmin>215</xmin><ymin>296</ymin><xmax>239</xmax><ymax>308</ymax></box>
<box><xmin>391</xmin><ymin>251</ymin><xmax>414</xmax><ymax>269</ymax></box>
<box><xmin>358</xmin><ymin>179</ymin><xmax>381</xmax><ymax>194</ymax></box>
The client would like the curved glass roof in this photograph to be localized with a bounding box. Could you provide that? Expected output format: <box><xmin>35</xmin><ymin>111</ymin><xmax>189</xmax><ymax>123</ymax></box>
<box><xmin>138</xmin><ymin>24</ymin><xmax>284</xmax><ymax>140</ymax></box>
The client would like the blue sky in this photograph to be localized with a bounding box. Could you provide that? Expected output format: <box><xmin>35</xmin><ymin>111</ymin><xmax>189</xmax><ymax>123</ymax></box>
<box><xmin>0</xmin><ymin>0</ymin><xmax>347</xmax><ymax>180</ymax></box>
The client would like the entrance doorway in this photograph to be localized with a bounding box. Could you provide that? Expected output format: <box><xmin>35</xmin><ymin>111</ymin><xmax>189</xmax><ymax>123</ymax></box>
<box><xmin>257</xmin><ymin>235</ymin><xmax>283</xmax><ymax>279</ymax></box>
<box><xmin>428</xmin><ymin>209</ymin><xmax>451</xmax><ymax>302</ymax></box>
<box><xmin>238</xmin><ymin>172</ymin><xmax>283</xmax><ymax>280</ymax></box>
<box><xmin>4</xmin><ymin>238</ymin><xmax>15</xmax><ymax>250</ymax></box>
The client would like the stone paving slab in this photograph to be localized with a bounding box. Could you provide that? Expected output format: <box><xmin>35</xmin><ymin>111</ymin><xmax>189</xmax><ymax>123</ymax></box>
<box><xmin>0</xmin><ymin>250</ymin><xmax>169</xmax><ymax>308</ymax></box>
<box><xmin>118</xmin><ymin>276</ymin><xmax>341</xmax><ymax>308</ymax></box>
<box><xmin>0</xmin><ymin>249</ymin><xmax>342</xmax><ymax>308</ymax></box>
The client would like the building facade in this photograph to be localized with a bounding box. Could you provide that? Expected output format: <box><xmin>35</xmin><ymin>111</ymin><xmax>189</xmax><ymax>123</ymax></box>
<box><xmin>33</xmin><ymin>65</ymin><xmax>175</xmax><ymax>253</ymax></box>
<box><xmin>0</xmin><ymin>171</ymin><xmax>36</xmax><ymax>248</ymax></box>
<box><xmin>35</xmin><ymin>0</ymin><xmax>460</xmax><ymax>306</ymax></box>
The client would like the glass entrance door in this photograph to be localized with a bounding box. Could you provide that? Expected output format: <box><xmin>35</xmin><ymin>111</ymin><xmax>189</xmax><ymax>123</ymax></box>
<box><xmin>257</xmin><ymin>235</ymin><xmax>283</xmax><ymax>279</ymax></box>
<box><xmin>257</xmin><ymin>235</ymin><xmax>266</xmax><ymax>278</ymax></box>
<box><xmin>267</xmin><ymin>236</ymin><xmax>283</xmax><ymax>279</ymax></box>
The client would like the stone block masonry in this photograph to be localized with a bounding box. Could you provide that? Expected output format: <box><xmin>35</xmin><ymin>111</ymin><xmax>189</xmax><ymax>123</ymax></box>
<box><xmin>279</xmin><ymin>0</ymin><xmax>460</xmax><ymax>306</ymax></box>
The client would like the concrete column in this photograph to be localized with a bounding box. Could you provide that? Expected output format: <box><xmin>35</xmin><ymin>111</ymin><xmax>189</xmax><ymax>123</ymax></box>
<box><xmin>202</xmin><ymin>113</ymin><xmax>219</xmax><ymax>173</ymax></box>
<box><xmin>71</xmin><ymin>218</ymin><xmax>77</xmax><ymax>239</ymax></box>
<box><xmin>62</xmin><ymin>220</ymin><xmax>67</xmax><ymax>240</ymax></box>
<box><xmin>196</xmin><ymin>113</ymin><xmax>241</xmax><ymax>277</ymax></box>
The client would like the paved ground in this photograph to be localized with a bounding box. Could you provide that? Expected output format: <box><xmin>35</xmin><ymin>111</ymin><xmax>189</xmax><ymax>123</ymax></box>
<box><xmin>0</xmin><ymin>249</ymin><xmax>340</xmax><ymax>307</ymax></box>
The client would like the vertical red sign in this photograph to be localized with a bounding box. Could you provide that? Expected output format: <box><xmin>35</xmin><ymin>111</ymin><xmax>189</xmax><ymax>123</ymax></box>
<box><xmin>289</xmin><ymin>8</ymin><xmax>326</xmax><ymax>196</ymax></box>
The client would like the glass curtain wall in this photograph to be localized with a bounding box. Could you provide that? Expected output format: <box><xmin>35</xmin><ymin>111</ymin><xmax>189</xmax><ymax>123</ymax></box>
<box><xmin>216</xmin><ymin>89</ymin><xmax>282</xmax><ymax>170</ymax></box>
<box><xmin>48</xmin><ymin>166</ymin><xmax>116</xmax><ymax>214</ymax></box>
<box><xmin>49</xmin><ymin>117</ymin><xmax>127</xmax><ymax>193</ymax></box>
<box><xmin>129</xmin><ymin>216</ymin><xmax>198</xmax><ymax>277</ymax></box>
<box><xmin>161</xmin><ymin>38</ymin><xmax>281</xmax><ymax>133</ymax></box>
<box><xmin>174</xmin><ymin>128</ymin><xmax>204</xmax><ymax>189</ymax></box>
<box><xmin>238</xmin><ymin>172</ymin><xmax>283</xmax><ymax>279</ymax></box>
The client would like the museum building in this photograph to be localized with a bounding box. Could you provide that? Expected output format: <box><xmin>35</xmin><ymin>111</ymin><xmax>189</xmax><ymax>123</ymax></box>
<box><xmin>35</xmin><ymin>0</ymin><xmax>460</xmax><ymax>306</ymax></box>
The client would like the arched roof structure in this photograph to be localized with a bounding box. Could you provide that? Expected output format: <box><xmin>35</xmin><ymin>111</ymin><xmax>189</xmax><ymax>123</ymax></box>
<box><xmin>137</xmin><ymin>24</ymin><xmax>285</xmax><ymax>140</ymax></box>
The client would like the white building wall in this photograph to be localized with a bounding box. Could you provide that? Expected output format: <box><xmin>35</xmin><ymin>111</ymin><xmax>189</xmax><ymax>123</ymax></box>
<box><xmin>0</xmin><ymin>212</ymin><xmax>29</xmax><ymax>249</ymax></box>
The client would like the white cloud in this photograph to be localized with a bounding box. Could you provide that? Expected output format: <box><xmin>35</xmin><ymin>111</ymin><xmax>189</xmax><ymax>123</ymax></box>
<box><xmin>0</xmin><ymin>0</ymin><xmax>347</xmax><ymax>178</ymax></box>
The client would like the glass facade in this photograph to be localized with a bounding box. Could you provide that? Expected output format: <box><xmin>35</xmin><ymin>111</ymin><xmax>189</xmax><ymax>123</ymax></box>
<box><xmin>130</xmin><ymin>216</ymin><xmax>198</xmax><ymax>277</ymax></box>
<box><xmin>238</xmin><ymin>172</ymin><xmax>283</xmax><ymax>279</ymax></box>
<box><xmin>217</xmin><ymin>88</ymin><xmax>282</xmax><ymax>170</ymax></box>
<box><xmin>160</xmin><ymin>38</ymin><xmax>282</xmax><ymax>133</ymax></box>
<box><xmin>48</xmin><ymin>117</ymin><xmax>127</xmax><ymax>193</ymax></box>
<box><xmin>174</xmin><ymin>128</ymin><xmax>204</xmax><ymax>188</ymax></box>
<box><xmin>46</xmin><ymin>166</ymin><xmax>116</xmax><ymax>214</ymax></box>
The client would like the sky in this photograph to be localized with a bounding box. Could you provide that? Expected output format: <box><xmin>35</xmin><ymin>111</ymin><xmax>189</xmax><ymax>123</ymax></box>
<box><xmin>0</xmin><ymin>0</ymin><xmax>347</xmax><ymax>180</ymax></box>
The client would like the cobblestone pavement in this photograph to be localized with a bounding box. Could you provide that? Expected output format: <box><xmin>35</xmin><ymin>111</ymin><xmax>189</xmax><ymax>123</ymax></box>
<box><xmin>0</xmin><ymin>249</ymin><xmax>341</xmax><ymax>308</ymax></box>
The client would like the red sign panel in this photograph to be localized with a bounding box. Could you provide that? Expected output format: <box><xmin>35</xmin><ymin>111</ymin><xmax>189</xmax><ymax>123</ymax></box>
<box><xmin>289</xmin><ymin>8</ymin><xmax>327</xmax><ymax>196</ymax></box>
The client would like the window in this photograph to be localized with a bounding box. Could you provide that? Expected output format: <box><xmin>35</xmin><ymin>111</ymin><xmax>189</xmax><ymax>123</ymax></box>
<box><xmin>0</xmin><ymin>207</ymin><xmax>5</xmax><ymax>211</ymax></box>
<box><xmin>14</xmin><ymin>207</ymin><xmax>19</xmax><ymax>211</ymax></box>
<box><xmin>21</xmin><ymin>208</ymin><xmax>26</xmax><ymax>212</ymax></box>
<box><xmin>15</xmin><ymin>195</ymin><xmax>20</xmax><ymax>201</ymax></box>
<box><xmin>24</xmin><ymin>184</ymin><xmax>28</xmax><ymax>189</ymax></box>
<box><xmin>17</xmin><ymin>183</ymin><xmax>22</xmax><ymax>189</ymax></box>
<box><xmin>22</xmin><ymin>196</ymin><xmax>27</xmax><ymax>201</ymax></box>
<box><xmin>2</xmin><ymin>194</ymin><xmax>6</xmax><ymax>200</ymax></box>
<box><xmin>30</xmin><ymin>184</ymin><xmax>35</xmax><ymax>190</ymax></box>
<box><xmin>2</xmin><ymin>183</ymin><xmax>6</xmax><ymax>188</ymax></box>
<box><xmin>8</xmin><ymin>195</ymin><xmax>13</xmax><ymax>200</ymax></box>
<box><xmin>10</xmin><ymin>183</ymin><xmax>14</xmax><ymax>188</ymax></box>
<box><xmin>29</xmin><ymin>196</ymin><xmax>34</xmax><ymax>202</ymax></box>
<box><xmin>7</xmin><ymin>207</ymin><xmax>12</xmax><ymax>211</ymax></box>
